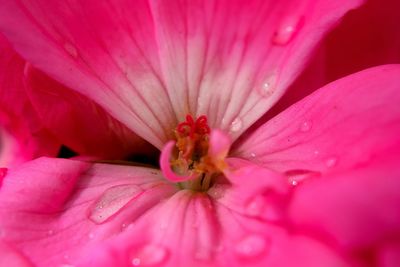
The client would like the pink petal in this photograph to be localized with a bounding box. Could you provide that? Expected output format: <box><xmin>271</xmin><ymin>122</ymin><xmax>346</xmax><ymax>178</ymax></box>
<box><xmin>76</xmin><ymin>190</ymin><xmax>349</xmax><ymax>267</ymax></box>
<box><xmin>234</xmin><ymin>65</ymin><xmax>400</xmax><ymax>177</ymax></box>
<box><xmin>142</xmin><ymin>0</ymin><xmax>363</xmax><ymax>140</ymax></box>
<box><xmin>76</xmin><ymin>159</ymin><xmax>347</xmax><ymax>267</ymax></box>
<box><xmin>288</xmin><ymin>154</ymin><xmax>400</xmax><ymax>251</ymax></box>
<box><xmin>208</xmin><ymin>129</ymin><xmax>231</xmax><ymax>161</ymax></box>
<box><xmin>262</xmin><ymin>0</ymin><xmax>400</xmax><ymax>120</ymax></box>
<box><xmin>0</xmin><ymin>0</ymin><xmax>362</xmax><ymax>148</ymax></box>
<box><xmin>0</xmin><ymin>35</ymin><xmax>59</xmax><ymax>167</ymax></box>
<box><xmin>378</xmin><ymin>242</ymin><xmax>400</xmax><ymax>267</ymax></box>
<box><xmin>25</xmin><ymin>65</ymin><xmax>155</xmax><ymax>160</ymax></box>
<box><xmin>0</xmin><ymin>241</ymin><xmax>34</xmax><ymax>267</ymax></box>
<box><xmin>0</xmin><ymin>0</ymin><xmax>177</xmax><ymax>149</ymax></box>
<box><xmin>209</xmin><ymin>158</ymin><xmax>289</xmax><ymax>222</ymax></box>
<box><xmin>1</xmin><ymin>157</ymin><xmax>350</xmax><ymax>267</ymax></box>
<box><xmin>323</xmin><ymin>0</ymin><xmax>400</xmax><ymax>82</ymax></box>
<box><xmin>0</xmin><ymin>157</ymin><xmax>176</xmax><ymax>267</ymax></box>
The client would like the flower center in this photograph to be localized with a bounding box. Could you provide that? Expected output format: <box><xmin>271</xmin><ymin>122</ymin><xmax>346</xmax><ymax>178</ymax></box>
<box><xmin>160</xmin><ymin>115</ymin><xmax>230</xmax><ymax>191</ymax></box>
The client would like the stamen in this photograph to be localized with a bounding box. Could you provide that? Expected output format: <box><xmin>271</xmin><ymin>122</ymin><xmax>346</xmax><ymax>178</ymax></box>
<box><xmin>176</xmin><ymin>115</ymin><xmax>210</xmax><ymax>139</ymax></box>
<box><xmin>160</xmin><ymin>115</ymin><xmax>231</xmax><ymax>191</ymax></box>
<box><xmin>160</xmin><ymin>141</ymin><xmax>197</xmax><ymax>182</ymax></box>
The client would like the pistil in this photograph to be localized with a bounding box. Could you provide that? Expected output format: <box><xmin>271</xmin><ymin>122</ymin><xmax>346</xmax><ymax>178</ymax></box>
<box><xmin>160</xmin><ymin>115</ymin><xmax>231</xmax><ymax>191</ymax></box>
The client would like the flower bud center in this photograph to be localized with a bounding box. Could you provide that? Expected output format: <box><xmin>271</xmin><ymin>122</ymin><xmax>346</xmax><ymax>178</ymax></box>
<box><xmin>173</xmin><ymin>115</ymin><xmax>222</xmax><ymax>191</ymax></box>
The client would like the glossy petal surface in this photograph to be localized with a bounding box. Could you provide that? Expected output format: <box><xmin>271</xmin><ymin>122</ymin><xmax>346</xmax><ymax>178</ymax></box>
<box><xmin>234</xmin><ymin>65</ymin><xmax>400</xmax><ymax>176</ymax></box>
<box><xmin>0</xmin><ymin>0</ymin><xmax>362</xmax><ymax>148</ymax></box>
<box><xmin>25</xmin><ymin>65</ymin><xmax>153</xmax><ymax>159</ymax></box>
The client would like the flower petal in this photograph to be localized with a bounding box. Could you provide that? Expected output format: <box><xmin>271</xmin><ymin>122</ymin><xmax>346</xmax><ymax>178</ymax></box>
<box><xmin>208</xmin><ymin>158</ymin><xmax>289</xmax><ymax>222</ymax></box>
<box><xmin>75</xmin><ymin>190</ymin><xmax>350</xmax><ymax>267</ymax></box>
<box><xmin>234</xmin><ymin>65</ymin><xmax>400</xmax><ymax>176</ymax></box>
<box><xmin>0</xmin><ymin>0</ymin><xmax>177</xmax><ymax>148</ymax></box>
<box><xmin>76</xmin><ymin>159</ymin><xmax>346</xmax><ymax>267</ymax></box>
<box><xmin>150</xmin><ymin>0</ymin><xmax>363</xmax><ymax>140</ymax></box>
<box><xmin>264</xmin><ymin>0</ymin><xmax>400</xmax><ymax>120</ymax></box>
<box><xmin>288</xmin><ymin>153</ymin><xmax>400</xmax><ymax>250</ymax></box>
<box><xmin>0</xmin><ymin>241</ymin><xmax>34</xmax><ymax>267</ymax></box>
<box><xmin>0</xmin><ymin>35</ymin><xmax>59</xmax><ymax>167</ymax></box>
<box><xmin>0</xmin><ymin>157</ymin><xmax>176</xmax><ymax>267</ymax></box>
<box><xmin>0</xmin><ymin>0</ymin><xmax>362</xmax><ymax>147</ymax></box>
<box><xmin>378</xmin><ymin>242</ymin><xmax>400</xmax><ymax>267</ymax></box>
<box><xmin>25</xmin><ymin>65</ymin><xmax>155</xmax><ymax>160</ymax></box>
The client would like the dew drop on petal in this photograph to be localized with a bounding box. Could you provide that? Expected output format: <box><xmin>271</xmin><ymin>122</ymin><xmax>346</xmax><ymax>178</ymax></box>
<box><xmin>208</xmin><ymin>184</ymin><xmax>227</xmax><ymax>199</ymax></box>
<box><xmin>47</xmin><ymin>229</ymin><xmax>54</xmax><ymax>236</ymax></box>
<box><xmin>88</xmin><ymin>184</ymin><xmax>143</xmax><ymax>224</ymax></box>
<box><xmin>272</xmin><ymin>15</ymin><xmax>303</xmax><ymax>45</ymax></box>
<box><xmin>230</xmin><ymin>117</ymin><xmax>243</xmax><ymax>132</ymax></box>
<box><xmin>64</xmin><ymin>42</ymin><xmax>78</xmax><ymax>58</ymax></box>
<box><xmin>245</xmin><ymin>195</ymin><xmax>266</xmax><ymax>217</ymax></box>
<box><xmin>130</xmin><ymin>244</ymin><xmax>169</xmax><ymax>266</ymax></box>
<box><xmin>250</xmin><ymin>153</ymin><xmax>256</xmax><ymax>158</ymax></box>
<box><xmin>300</xmin><ymin>121</ymin><xmax>312</xmax><ymax>132</ymax></box>
<box><xmin>235</xmin><ymin>235</ymin><xmax>270</xmax><ymax>259</ymax></box>
<box><xmin>259</xmin><ymin>74</ymin><xmax>276</xmax><ymax>97</ymax></box>
<box><xmin>286</xmin><ymin>169</ymin><xmax>321</xmax><ymax>186</ymax></box>
<box><xmin>289</xmin><ymin>178</ymin><xmax>298</xmax><ymax>186</ymax></box>
<box><xmin>326</xmin><ymin>157</ymin><xmax>338</xmax><ymax>168</ymax></box>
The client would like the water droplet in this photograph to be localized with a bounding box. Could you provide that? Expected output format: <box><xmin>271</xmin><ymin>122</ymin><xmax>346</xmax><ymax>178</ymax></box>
<box><xmin>230</xmin><ymin>117</ymin><xmax>243</xmax><ymax>132</ymax></box>
<box><xmin>285</xmin><ymin>169</ymin><xmax>321</xmax><ymax>186</ymax></box>
<box><xmin>326</xmin><ymin>157</ymin><xmax>338</xmax><ymax>168</ymax></box>
<box><xmin>289</xmin><ymin>179</ymin><xmax>298</xmax><ymax>186</ymax></box>
<box><xmin>235</xmin><ymin>235</ymin><xmax>269</xmax><ymax>259</ymax></box>
<box><xmin>272</xmin><ymin>15</ymin><xmax>303</xmax><ymax>45</ymax></box>
<box><xmin>245</xmin><ymin>195</ymin><xmax>266</xmax><ymax>217</ymax></box>
<box><xmin>300</xmin><ymin>121</ymin><xmax>312</xmax><ymax>132</ymax></box>
<box><xmin>130</xmin><ymin>244</ymin><xmax>168</xmax><ymax>266</ymax></box>
<box><xmin>88</xmin><ymin>184</ymin><xmax>143</xmax><ymax>224</ymax></box>
<box><xmin>259</xmin><ymin>75</ymin><xmax>276</xmax><ymax>97</ymax></box>
<box><xmin>250</xmin><ymin>153</ymin><xmax>256</xmax><ymax>158</ymax></box>
<box><xmin>47</xmin><ymin>230</ymin><xmax>54</xmax><ymax>236</ymax></box>
<box><xmin>64</xmin><ymin>42</ymin><xmax>78</xmax><ymax>58</ymax></box>
<box><xmin>208</xmin><ymin>184</ymin><xmax>227</xmax><ymax>199</ymax></box>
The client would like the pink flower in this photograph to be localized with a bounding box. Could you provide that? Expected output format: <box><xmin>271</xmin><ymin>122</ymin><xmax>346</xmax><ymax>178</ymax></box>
<box><xmin>0</xmin><ymin>35</ymin><xmax>59</xmax><ymax>167</ymax></box>
<box><xmin>0</xmin><ymin>1</ymin><xmax>400</xmax><ymax>267</ymax></box>
<box><xmin>0</xmin><ymin>34</ymin><xmax>152</xmax><ymax>166</ymax></box>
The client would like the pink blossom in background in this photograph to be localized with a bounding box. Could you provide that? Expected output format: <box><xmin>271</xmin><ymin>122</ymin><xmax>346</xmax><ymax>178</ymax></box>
<box><xmin>0</xmin><ymin>34</ymin><xmax>154</xmax><ymax>166</ymax></box>
<box><xmin>0</xmin><ymin>35</ymin><xmax>60</xmax><ymax>167</ymax></box>
<box><xmin>0</xmin><ymin>1</ymin><xmax>400</xmax><ymax>267</ymax></box>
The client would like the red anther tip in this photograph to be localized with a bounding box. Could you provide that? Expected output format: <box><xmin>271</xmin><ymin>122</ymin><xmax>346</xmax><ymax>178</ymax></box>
<box><xmin>186</xmin><ymin>114</ymin><xmax>195</xmax><ymax>123</ymax></box>
<box><xmin>176</xmin><ymin>114</ymin><xmax>210</xmax><ymax>138</ymax></box>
